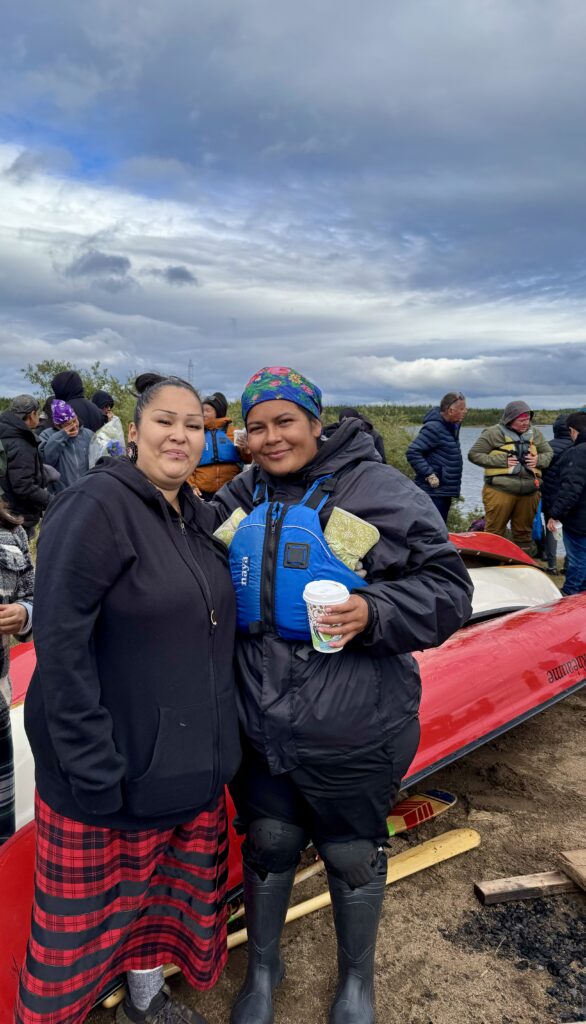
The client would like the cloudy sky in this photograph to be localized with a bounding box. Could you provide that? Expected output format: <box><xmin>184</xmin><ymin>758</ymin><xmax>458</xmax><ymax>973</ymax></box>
<box><xmin>1</xmin><ymin>0</ymin><xmax>585</xmax><ymax>406</ymax></box>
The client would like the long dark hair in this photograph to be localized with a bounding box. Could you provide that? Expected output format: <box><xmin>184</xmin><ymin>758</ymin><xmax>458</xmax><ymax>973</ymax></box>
<box><xmin>0</xmin><ymin>499</ymin><xmax>23</xmax><ymax>531</ymax></box>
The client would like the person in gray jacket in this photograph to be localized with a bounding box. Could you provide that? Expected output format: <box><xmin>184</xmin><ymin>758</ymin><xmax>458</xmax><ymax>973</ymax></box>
<box><xmin>0</xmin><ymin>500</ymin><xmax>34</xmax><ymax>843</ymax></box>
<box><xmin>213</xmin><ymin>366</ymin><xmax>474</xmax><ymax>1024</ymax></box>
<box><xmin>38</xmin><ymin>400</ymin><xmax>93</xmax><ymax>492</ymax></box>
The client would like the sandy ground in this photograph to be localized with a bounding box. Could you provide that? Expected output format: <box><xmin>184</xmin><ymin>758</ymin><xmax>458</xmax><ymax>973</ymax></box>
<box><xmin>88</xmin><ymin>681</ymin><xmax>586</xmax><ymax>1024</ymax></box>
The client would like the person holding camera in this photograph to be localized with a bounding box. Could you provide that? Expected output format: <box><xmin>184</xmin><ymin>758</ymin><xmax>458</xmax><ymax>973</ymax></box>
<box><xmin>468</xmin><ymin>400</ymin><xmax>552</xmax><ymax>552</ymax></box>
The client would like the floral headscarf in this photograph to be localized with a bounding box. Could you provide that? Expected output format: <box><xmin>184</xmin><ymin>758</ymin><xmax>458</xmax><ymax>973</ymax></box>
<box><xmin>241</xmin><ymin>366</ymin><xmax>322</xmax><ymax>422</ymax></box>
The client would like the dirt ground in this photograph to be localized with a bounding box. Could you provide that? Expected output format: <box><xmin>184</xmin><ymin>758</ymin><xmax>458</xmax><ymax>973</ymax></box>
<box><xmin>88</xmin><ymin>683</ymin><xmax>586</xmax><ymax>1024</ymax></box>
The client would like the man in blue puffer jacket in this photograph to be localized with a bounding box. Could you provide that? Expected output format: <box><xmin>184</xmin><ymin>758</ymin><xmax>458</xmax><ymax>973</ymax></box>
<box><xmin>406</xmin><ymin>392</ymin><xmax>468</xmax><ymax>522</ymax></box>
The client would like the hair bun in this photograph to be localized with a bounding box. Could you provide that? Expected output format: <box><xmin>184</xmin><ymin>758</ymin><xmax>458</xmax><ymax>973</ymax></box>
<box><xmin>134</xmin><ymin>372</ymin><xmax>167</xmax><ymax>395</ymax></box>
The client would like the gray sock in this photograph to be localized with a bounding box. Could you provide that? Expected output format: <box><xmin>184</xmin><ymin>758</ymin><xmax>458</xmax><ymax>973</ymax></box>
<box><xmin>126</xmin><ymin>967</ymin><xmax>165</xmax><ymax>1011</ymax></box>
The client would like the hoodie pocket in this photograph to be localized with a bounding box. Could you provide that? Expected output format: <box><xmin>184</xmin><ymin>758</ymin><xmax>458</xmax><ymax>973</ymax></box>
<box><xmin>126</xmin><ymin>703</ymin><xmax>215</xmax><ymax>817</ymax></box>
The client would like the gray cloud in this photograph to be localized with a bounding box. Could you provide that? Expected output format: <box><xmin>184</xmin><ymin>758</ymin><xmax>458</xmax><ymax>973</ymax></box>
<box><xmin>65</xmin><ymin>249</ymin><xmax>132</xmax><ymax>279</ymax></box>
<box><xmin>147</xmin><ymin>264</ymin><xmax>198</xmax><ymax>286</ymax></box>
<box><xmin>2</xmin><ymin>146</ymin><xmax>74</xmax><ymax>182</ymax></box>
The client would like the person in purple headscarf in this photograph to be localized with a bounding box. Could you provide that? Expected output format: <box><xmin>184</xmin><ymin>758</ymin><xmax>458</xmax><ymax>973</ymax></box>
<box><xmin>38</xmin><ymin>401</ymin><xmax>93</xmax><ymax>492</ymax></box>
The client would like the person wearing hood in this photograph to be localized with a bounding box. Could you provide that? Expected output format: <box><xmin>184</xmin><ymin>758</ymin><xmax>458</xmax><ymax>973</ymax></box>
<box><xmin>406</xmin><ymin>392</ymin><xmax>467</xmax><ymax>522</ymax></box>
<box><xmin>539</xmin><ymin>415</ymin><xmax>573</xmax><ymax>573</ymax></box>
<box><xmin>0</xmin><ymin>395</ymin><xmax>50</xmax><ymax>537</ymax></box>
<box><xmin>51</xmin><ymin>370</ymin><xmax>106</xmax><ymax>433</ymax></box>
<box><xmin>188</xmin><ymin>390</ymin><xmax>250</xmax><ymax>499</ymax></box>
<box><xmin>15</xmin><ymin>374</ymin><xmax>240</xmax><ymax>1024</ymax></box>
<box><xmin>89</xmin><ymin>389</ymin><xmax>126</xmax><ymax>465</ymax></box>
<box><xmin>468</xmin><ymin>401</ymin><xmax>552</xmax><ymax>552</ymax></box>
<box><xmin>544</xmin><ymin>410</ymin><xmax>586</xmax><ymax>595</ymax></box>
<box><xmin>38</xmin><ymin>400</ymin><xmax>93</xmax><ymax>492</ymax></box>
<box><xmin>323</xmin><ymin>406</ymin><xmax>387</xmax><ymax>462</ymax></box>
<box><xmin>211</xmin><ymin>366</ymin><xmax>473</xmax><ymax>1024</ymax></box>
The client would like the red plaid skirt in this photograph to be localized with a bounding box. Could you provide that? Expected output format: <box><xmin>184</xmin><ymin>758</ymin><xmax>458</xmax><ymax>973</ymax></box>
<box><xmin>14</xmin><ymin>792</ymin><xmax>229</xmax><ymax>1024</ymax></box>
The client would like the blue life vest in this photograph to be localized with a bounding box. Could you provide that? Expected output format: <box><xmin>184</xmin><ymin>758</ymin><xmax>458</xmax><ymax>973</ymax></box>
<box><xmin>229</xmin><ymin>475</ymin><xmax>368</xmax><ymax>641</ymax></box>
<box><xmin>199</xmin><ymin>427</ymin><xmax>240</xmax><ymax>467</ymax></box>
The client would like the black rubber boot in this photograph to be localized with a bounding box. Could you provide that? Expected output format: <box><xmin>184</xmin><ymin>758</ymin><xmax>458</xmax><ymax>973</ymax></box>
<box><xmin>327</xmin><ymin>862</ymin><xmax>387</xmax><ymax>1024</ymax></box>
<box><xmin>230</xmin><ymin>862</ymin><xmax>296</xmax><ymax>1024</ymax></box>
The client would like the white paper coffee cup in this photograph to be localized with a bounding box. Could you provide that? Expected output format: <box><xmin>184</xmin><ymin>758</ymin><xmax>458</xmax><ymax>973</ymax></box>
<box><xmin>302</xmin><ymin>580</ymin><xmax>350</xmax><ymax>654</ymax></box>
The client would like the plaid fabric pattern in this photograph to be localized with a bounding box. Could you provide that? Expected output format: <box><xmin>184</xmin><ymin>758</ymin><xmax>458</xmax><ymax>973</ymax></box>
<box><xmin>14</xmin><ymin>792</ymin><xmax>229</xmax><ymax>1024</ymax></box>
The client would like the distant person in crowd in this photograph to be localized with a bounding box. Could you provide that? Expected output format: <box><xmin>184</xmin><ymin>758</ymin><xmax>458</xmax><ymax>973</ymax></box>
<box><xmin>543</xmin><ymin>411</ymin><xmax>586</xmax><ymax>595</ymax></box>
<box><xmin>406</xmin><ymin>392</ymin><xmax>468</xmax><ymax>522</ymax></box>
<box><xmin>15</xmin><ymin>373</ymin><xmax>240</xmax><ymax>1024</ymax></box>
<box><xmin>38</xmin><ymin>401</ymin><xmax>93</xmax><ymax>492</ymax></box>
<box><xmin>51</xmin><ymin>370</ymin><xmax>106</xmax><ymax>433</ymax></box>
<box><xmin>0</xmin><ymin>395</ymin><xmax>50</xmax><ymax>538</ymax></box>
<box><xmin>539</xmin><ymin>415</ymin><xmax>573</xmax><ymax>573</ymax></box>
<box><xmin>89</xmin><ymin>389</ymin><xmax>126</xmax><ymax>466</ymax></box>
<box><xmin>189</xmin><ymin>391</ymin><xmax>250</xmax><ymax>499</ymax></box>
<box><xmin>468</xmin><ymin>401</ymin><xmax>552</xmax><ymax>552</ymax></box>
<box><xmin>0</xmin><ymin>500</ymin><xmax>34</xmax><ymax>844</ymax></box>
<box><xmin>324</xmin><ymin>406</ymin><xmax>387</xmax><ymax>462</ymax></box>
<box><xmin>91</xmin><ymin>389</ymin><xmax>115</xmax><ymax>417</ymax></box>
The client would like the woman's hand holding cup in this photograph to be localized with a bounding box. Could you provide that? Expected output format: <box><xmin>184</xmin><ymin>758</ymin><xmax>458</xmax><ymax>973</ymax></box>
<box><xmin>316</xmin><ymin>594</ymin><xmax>370</xmax><ymax>649</ymax></box>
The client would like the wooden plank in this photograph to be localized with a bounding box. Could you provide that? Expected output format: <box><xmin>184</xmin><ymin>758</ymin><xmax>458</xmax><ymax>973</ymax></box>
<box><xmin>559</xmin><ymin>849</ymin><xmax>586</xmax><ymax>893</ymax></box>
<box><xmin>474</xmin><ymin>870</ymin><xmax>579</xmax><ymax>905</ymax></box>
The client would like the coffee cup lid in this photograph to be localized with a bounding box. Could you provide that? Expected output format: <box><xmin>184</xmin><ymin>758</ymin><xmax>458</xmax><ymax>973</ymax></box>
<box><xmin>303</xmin><ymin>580</ymin><xmax>350</xmax><ymax>605</ymax></box>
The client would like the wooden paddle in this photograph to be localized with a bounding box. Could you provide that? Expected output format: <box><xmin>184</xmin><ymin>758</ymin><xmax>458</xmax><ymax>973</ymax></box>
<box><xmin>101</xmin><ymin>827</ymin><xmax>480</xmax><ymax>1008</ymax></box>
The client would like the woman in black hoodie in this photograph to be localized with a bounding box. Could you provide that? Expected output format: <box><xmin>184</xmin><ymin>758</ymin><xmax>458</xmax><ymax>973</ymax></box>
<box><xmin>212</xmin><ymin>366</ymin><xmax>473</xmax><ymax>1024</ymax></box>
<box><xmin>17</xmin><ymin>375</ymin><xmax>240</xmax><ymax>1024</ymax></box>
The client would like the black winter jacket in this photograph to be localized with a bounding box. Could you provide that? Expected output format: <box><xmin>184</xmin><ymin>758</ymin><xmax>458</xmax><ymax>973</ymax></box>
<box><xmin>0</xmin><ymin>412</ymin><xmax>51</xmax><ymax>530</ymax></box>
<box><xmin>51</xmin><ymin>371</ymin><xmax>106</xmax><ymax>433</ymax></box>
<box><xmin>323</xmin><ymin>409</ymin><xmax>386</xmax><ymax>462</ymax></box>
<box><xmin>25</xmin><ymin>458</ymin><xmax>240</xmax><ymax>828</ymax></box>
<box><xmin>541</xmin><ymin>415</ymin><xmax>573</xmax><ymax>518</ymax></box>
<box><xmin>406</xmin><ymin>408</ymin><xmax>463</xmax><ymax>497</ymax></box>
<box><xmin>214</xmin><ymin>420</ymin><xmax>473</xmax><ymax>774</ymax></box>
<box><xmin>546</xmin><ymin>432</ymin><xmax>586</xmax><ymax>535</ymax></box>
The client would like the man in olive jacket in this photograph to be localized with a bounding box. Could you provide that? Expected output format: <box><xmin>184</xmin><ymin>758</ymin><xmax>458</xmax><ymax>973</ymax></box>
<box><xmin>468</xmin><ymin>400</ymin><xmax>552</xmax><ymax>552</ymax></box>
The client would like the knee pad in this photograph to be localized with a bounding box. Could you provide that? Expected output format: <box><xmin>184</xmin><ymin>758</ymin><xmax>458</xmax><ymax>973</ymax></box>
<box><xmin>243</xmin><ymin>817</ymin><xmax>307</xmax><ymax>876</ymax></box>
<box><xmin>317</xmin><ymin>839</ymin><xmax>387</xmax><ymax>889</ymax></box>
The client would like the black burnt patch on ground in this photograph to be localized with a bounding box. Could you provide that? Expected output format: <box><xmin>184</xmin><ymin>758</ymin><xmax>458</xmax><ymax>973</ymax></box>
<box><xmin>442</xmin><ymin>895</ymin><xmax>586</xmax><ymax>1022</ymax></box>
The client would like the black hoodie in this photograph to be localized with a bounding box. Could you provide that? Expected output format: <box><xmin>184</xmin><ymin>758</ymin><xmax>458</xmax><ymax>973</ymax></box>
<box><xmin>25</xmin><ymin>458</ymin><xmax>240</xmax><ymax>828</ymax></box>
<box><xmin>541</xmin><ymin>415</ymin><xmax>574</xmax><ymax>518</ymax></box>
<box><xmin>214</xmin><ymin>419</ymin><xmax>473</xmax><ymax>773</ymax></box>
<box><xmin>0</xmin><ymin>410</ymin><xmax>50</xmax><ymax>528</ymax></box>
<box><xmin>51</xmin><ymin>371</ymin><xmax>106</xmax><ymax>433</ymax></box>
<box><xmin>547</xmin><ymin>430</ymin><xmax>586</xmax><ymax>534</ymax></box>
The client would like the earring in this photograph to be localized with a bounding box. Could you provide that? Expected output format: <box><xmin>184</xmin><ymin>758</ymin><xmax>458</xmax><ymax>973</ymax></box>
<box><xmin>126</xmin><ymin>441</ymin><xmax>138</xmax><ymax>463</ymax></box>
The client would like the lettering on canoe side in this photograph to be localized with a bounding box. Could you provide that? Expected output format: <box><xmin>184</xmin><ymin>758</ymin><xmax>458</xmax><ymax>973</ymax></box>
<box><xmin>547</xmin><ymin>653</ymin><xmax>586</xmax><ymax>685</ymax></box>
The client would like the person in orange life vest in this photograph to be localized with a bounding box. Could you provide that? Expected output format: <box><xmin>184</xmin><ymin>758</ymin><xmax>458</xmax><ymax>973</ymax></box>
<box><xmin>188</xmin><ymin>392</ymin><xmax>250</xmax><ymax>500</ymax></box>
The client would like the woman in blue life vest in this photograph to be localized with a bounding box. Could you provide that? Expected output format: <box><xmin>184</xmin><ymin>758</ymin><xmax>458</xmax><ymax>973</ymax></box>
<box><xmin>212</xmin><ymin>367</ymin><xmax>474</xmax><ymax>1024</ymax></box>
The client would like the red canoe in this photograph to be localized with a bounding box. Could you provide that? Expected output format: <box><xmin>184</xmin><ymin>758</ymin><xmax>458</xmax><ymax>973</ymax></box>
<box><xmin>2</xmin><ymin>532</ymin><xmax>585</xmax><ymax>1015</ymax></box>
